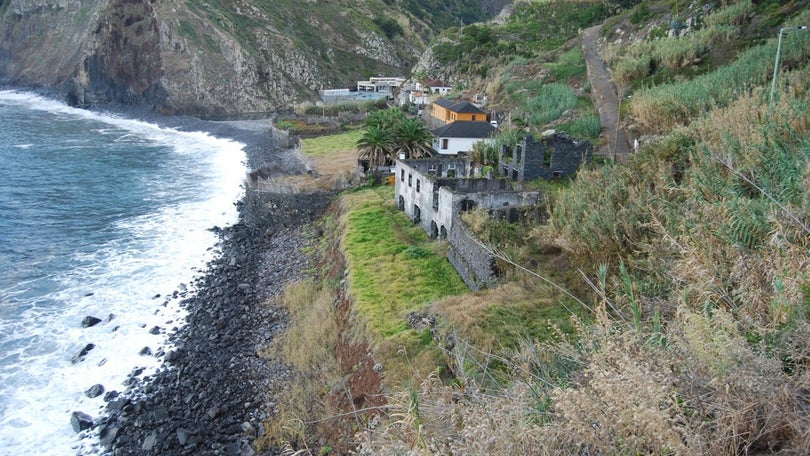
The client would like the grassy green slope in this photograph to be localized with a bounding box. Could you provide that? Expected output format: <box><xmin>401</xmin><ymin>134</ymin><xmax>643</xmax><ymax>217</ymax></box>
<box><xmin>349</xmin><ymin>1</ymin><xmax>810</xmax><ymax>454</ymax></box>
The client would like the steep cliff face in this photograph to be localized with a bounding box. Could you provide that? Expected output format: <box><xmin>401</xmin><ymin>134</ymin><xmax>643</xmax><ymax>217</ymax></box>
<box><xmin>0</xmin><ymin>0</ymin><xmax>510</xmax><ymax>117</ymax></box>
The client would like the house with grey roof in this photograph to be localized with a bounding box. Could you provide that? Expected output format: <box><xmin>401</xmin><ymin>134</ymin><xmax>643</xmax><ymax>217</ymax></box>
<box><xmin>432</xmin><ymin>120</ymin><xmax>497</xmax><ymax>155</ymax></box>
<box><xmin>430</xmin><ymin>99</ymin><xmax>489</xmax><ymax>125</ymax></box>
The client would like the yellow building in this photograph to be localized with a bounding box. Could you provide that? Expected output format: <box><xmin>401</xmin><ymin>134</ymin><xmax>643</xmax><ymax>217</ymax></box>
<box><xmin>431</xmin><ymin>99</ymin><xmax>488</xmax><ymax>124</ymax></box>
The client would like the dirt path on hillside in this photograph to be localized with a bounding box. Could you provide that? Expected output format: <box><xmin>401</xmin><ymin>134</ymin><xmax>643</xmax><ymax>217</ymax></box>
<box><xmin>582</xmin><ymin>25</ymin><xmax>633</xmax><ymax>162</ymax></box>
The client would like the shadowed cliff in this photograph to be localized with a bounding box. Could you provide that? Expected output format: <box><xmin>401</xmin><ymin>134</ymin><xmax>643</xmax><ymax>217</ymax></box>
<box><xmin>0</xmin><ymin>0</ymin><xmax>510</xmax><ymax>117</ymax></box>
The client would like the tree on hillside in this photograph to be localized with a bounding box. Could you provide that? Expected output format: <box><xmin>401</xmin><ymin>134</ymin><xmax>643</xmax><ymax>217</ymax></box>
<box><xmin>394</xmin><ymin>118</ymin><xmax>435</xmax><ymax>159</ymax></box>
<box><xmin>365</xmin><ymin>107</ymin><xmax>406</xmax><ymax>131</ymax></box>
<box><xmin>357</xmin><ymin>125</ymin><xmax>395</xmax><ymax>169</ymax></box>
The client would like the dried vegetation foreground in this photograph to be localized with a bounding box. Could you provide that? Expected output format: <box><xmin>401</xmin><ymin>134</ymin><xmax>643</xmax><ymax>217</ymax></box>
<box><xmin>265</xmin><ymin>2</ymin><xmax>810</xmax><ymax>454</ymax></box>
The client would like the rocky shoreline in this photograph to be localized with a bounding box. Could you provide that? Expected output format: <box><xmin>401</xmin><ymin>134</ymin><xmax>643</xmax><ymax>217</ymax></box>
<box><xmin>73</xmin><ymin>107</ymin><xmax>336</xmax><ymax>455</ymax></box>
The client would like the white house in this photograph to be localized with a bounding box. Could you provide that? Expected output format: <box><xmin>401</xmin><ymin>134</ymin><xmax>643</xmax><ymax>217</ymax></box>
<box><xmin>432</xmin><ymin>120</ymin><xmax>497</xmax><ymax>155</ymax></box>
<box><xmin>357</xmin><ymin>76</ymin><xmax>406</xmax><ymax>93</ymax></box>
<box><xmin>418</xmin><ymin>79</ymin><xmax>452</xmax><ymax>96</ymax></box>
<box><xmin>409</xmin><ymin>90</ymin><xmax>432</xmax><ymax>106</ymax></box>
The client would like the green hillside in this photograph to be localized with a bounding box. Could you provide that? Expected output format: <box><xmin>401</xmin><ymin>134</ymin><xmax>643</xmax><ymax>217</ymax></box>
<box><xmin>267</xmin><ymin>1</ymin><xmax>810</xmax><ymax>454</ymax></box>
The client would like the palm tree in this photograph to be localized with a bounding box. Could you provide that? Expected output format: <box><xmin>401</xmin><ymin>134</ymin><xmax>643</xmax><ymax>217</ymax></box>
<box><xmin>357</xmin><ymin>125</ymin><xmax>395</xmax><ymax>169</ymax></box>
<box><xmin>394</xmin><ymin>118</ymin><xmax>434</xmax><ymax>159</ymax></box>
<box><xmin>365</xmin><ymin>107</ymin><xmax>406</xmax><ymax>131</ymax></box>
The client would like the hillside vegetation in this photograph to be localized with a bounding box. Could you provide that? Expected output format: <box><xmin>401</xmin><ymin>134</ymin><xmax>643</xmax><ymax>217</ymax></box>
<box><xmin>266</xmin><ymin>1</ymin><xmax>810</xmax><ymax>454</ymax></box>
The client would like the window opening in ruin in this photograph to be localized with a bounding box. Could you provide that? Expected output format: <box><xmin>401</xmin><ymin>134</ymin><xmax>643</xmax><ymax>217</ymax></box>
<box><xmin>460</xmin><ymin>199</ymin><xmax>476</xmax><ymax>213</ymax></box>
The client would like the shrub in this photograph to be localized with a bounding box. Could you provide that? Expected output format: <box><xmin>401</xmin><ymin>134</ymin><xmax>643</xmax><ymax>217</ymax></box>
<box><xmin>560</xmin><ymin>114</ymin><xmax>601</xmax><ymax>139</ymax></box>
<box><xmin>526</xmin><ymin>83</ymin><xmax>578</xmax><ymax>126</ymax></box>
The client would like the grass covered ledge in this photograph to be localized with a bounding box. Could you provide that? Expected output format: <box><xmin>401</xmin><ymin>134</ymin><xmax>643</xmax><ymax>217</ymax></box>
<box><xmin>340</xmin><ymin>185</ymin><xmax>468</xmax><ymax>381</ymax></box>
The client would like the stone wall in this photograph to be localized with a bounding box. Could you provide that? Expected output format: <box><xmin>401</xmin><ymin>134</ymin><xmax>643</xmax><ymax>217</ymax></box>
<box><xmin>447</xmin><ymin>220</ymin><xmax>499</xmax><ymax>291</ymax></box>
<box><xmin>500</xmin><ymin>131</ymin><xmax>592</xmax><ymax>181</ymax></box>
<box><xmin>394</xmin><ymin>158</ymin><xmax>542</xmax><ymax>291</ymax></box>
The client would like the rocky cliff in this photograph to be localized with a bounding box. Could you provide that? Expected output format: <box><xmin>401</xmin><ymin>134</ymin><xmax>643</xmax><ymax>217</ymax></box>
<box><xmin>0</xmin><ymin>0</ymin><xmax>508</xmax><ymax>117</ymax></box>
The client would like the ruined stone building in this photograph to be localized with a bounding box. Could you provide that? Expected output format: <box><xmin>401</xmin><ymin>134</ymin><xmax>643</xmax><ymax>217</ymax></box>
<box><xmin>392</xmin><ymin>130</ymin><xmax>591</xmax><ymax>290</ymax></box>
<box><xmin>500</xmin><ymin>131</ymin><xmax>593</xmax><ymax>181</ymax></box>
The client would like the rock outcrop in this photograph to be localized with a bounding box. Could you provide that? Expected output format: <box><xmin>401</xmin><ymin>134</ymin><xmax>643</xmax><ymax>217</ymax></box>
<box><xmin>0</xmin><ymin>0</ymin><xmax>392</xmax><ymax>116</ymax></box>
<box><xmin>0</xmin><ymin>0</ymin><xmax>508</xmax><ymax>117</ymax></box>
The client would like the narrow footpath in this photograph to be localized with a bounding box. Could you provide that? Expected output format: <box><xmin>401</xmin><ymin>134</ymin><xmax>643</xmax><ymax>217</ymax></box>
<box><xmin>582</xmin><ymin>25</ymin><xmax>633</xmax><ymax>162</ymax></box>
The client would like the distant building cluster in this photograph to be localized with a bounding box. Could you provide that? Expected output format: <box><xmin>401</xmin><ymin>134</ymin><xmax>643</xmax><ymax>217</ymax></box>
<box><xmin>336</xmin><ymin>76</ymin><xmax>593</xmax><ymax>290</ymax></box>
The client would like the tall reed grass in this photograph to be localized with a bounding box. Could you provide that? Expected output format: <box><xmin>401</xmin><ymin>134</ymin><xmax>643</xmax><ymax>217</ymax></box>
<box><xmin>353</xmin><ymin>64</ymin><xmax>810</xmax><ymax>456</ymax></box>
<box><xmin>629</xmin><ymin>10</ymin><xmax>810</xmax><ymax>134</ymax></box>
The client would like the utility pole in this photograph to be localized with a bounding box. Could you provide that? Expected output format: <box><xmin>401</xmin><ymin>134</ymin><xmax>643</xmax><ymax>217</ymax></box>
<box><xmin>770</xmin><ymin>25</ymin><xmax>808</xmax><ymax>105</ymax></box>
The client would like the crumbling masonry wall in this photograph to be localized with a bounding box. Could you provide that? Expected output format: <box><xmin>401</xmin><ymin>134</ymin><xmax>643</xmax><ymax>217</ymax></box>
<box><xmin>394</xmin><ymin>159</ymin><xmax>543</xmax><ymax>291</ymax></box>
<box><xmin>447</xmin><ymin>220</ymin><xmax>499</xmax><ymax>291</ymax></box>
<box><xmin>500</xmin><ymin>132</ymin><xmax>592</xmax><ymax>181</ymax></box>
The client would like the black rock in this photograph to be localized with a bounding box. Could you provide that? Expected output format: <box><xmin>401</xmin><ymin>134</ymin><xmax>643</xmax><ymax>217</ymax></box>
<box><xmin>71</xmin><ymin>411</ymin><xmax>94</xmax><ymax>433</ymax></box>
<box><xmin>71</xmin><ymin>343</ymin><xmax>95</xmax><ymax>363</ymax></box>
<box><xmin>81</xmin><ymin>316</ymin><xmax>102</xmax><ymax>328</ymax></box>
<box><xmin>164</xmin><ymin>350</ymin><xmax>180</xmax><ymax>363</ymax></box>
<box><xmin>176</xmin><ymin>428</ymin><xmax>190</xmax><ymax>445</ymax></box>
<box><xmin>85</xmin><ymin>384</ymin><xmax>105</xmax><ymax>398</ymax></box>
<box><xmin>99</xmin><ymin>424</ymin><xmax>119</xmax><ymax>447</ymax></box>
<box><xmin>92</xmin><ymin>184</ymin><xmax>335</xmax><ymax>454</ymax></box>
<box><xmin>130</xmin><ymin>366</ymin><xmax>145</xmax><ymax>377</ymax></box>
<box><xmin>148</xmin><ymin>325</ymin><xmax>161</xmax><ymax>335</ymax></box>
<box><xmin>141</xmin><ymin>431</ymin><xmax>158</xmax><ymax>451</ymax></box>
<box><xmin>139</xmin><ymin>346</ymin><xmax>153</xmax><ymax>356</ymax></box>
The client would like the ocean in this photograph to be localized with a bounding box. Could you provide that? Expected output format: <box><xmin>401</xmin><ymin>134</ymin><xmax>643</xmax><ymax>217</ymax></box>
<box><xmin>0</xmin><ymin>90</ymin><xmax>247</xmax><ymax>455</ymax></box>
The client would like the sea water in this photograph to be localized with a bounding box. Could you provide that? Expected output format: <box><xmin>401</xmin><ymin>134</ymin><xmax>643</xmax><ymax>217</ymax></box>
<box><xmin>0</xmin><ymin>90</ymin><xmax>247</xmax><ymax>455</ymax></box>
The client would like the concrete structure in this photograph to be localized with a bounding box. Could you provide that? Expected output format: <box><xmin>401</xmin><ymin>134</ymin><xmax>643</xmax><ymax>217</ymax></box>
<box><xmin>431</xmin><ymin>120</ymin><xmax>497</xmax><ymax>155</ymax></box>
<box><xmin>357</xmin><ymin>76</ymin><xmax>406</xmax><ymax>93</ymax></box>
<box><xmin>318</xmin><ymin>88</ymin><xmax>387</xmax><ymax>104</ymax></box>
<box><xmin>319</xmin><ymin>76</ymin><xmax>406</xmax><ymax>104</ymax></box>
<box><xmin>500</xmin><ymin>131</ymin><xmax>592</xmax><ymax>181</ymax></box>
<box><xmin>409</xmin><ymin>90</ymin><xmax>432</xmax><ymax>106</ymax></box>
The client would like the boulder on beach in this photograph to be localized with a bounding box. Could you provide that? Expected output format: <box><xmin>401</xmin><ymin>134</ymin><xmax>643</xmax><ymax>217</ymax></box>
<box><xmin>71</xmin><ymin>343</ymin><xmax>95</xmax><ymax>363</ymax></box>
<box><xmin>82</xmin><ymin>316</ymin><xmax>102</xmax><ymax>328</ymax></box>
<box><xmin>71</xmin><ymin>411</ymin><xmax>94</xmax><ymax>433</ymax></box>
<box><xmin>85</xmin><ymin>384</ymin><xmax>105</xmax><ymax>398</ymax></box>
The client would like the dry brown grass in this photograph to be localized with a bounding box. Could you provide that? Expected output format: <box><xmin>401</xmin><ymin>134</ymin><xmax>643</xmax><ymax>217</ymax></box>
<box><xmin>255</xmin><ymin>134</ymin><xmax>365</xmax><ymax>193</ymax></box>
<box><xmin>352</xmin><ymin>54</ymin><xmax>810</xmax><ymax>456</ymax></box>
<box><xmin>355</xmin><ymin>307</ymin><xmax>810</xmax><ymax>455</ymax></box>
<box><xmin>257</xmin><ymin>279</ymin><xmax>342</xmax><ymax>451</ymax></box>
